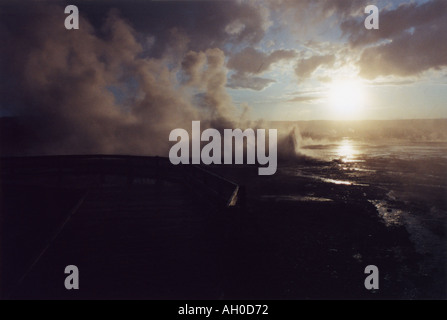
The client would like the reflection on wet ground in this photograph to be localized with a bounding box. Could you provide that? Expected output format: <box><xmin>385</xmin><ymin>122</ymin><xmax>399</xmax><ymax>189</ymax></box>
<box><xmin>261</xmin><ymin>195</ymin><xmax>333</xmax><ymax>202</ymax></box>
<box><xmin>211</xmin><ymin>139</ymin><xmax>446</xmax><ymax>298</ymax></box>
<box><xmin>288</xmin><ymin>140</ymin><xmax>447</xmax><ymax>298</ymax></box>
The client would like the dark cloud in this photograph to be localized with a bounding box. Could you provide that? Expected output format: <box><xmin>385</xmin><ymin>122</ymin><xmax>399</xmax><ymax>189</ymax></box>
<box><xmin>287</xmin><ymin>96</ymin><xmax>320</xmax><ymax>103</ymax></box>
<box><xmin>358</xmin><ymin>24</ymin><xmax>447</xmax><ymax>79</ymax></box>
<box><xmin>227</xmin><ymin>74</ymin><xmax>276</xmax><ymax>91</ymax></box>
<box><xmin>76</xmin><ymin>0</ymin><xmax>271</xmax><ymax>56</ymax></box>
<box><xmin>227</xmin><ymin>47</ymin><xmax>296</xmax><ymax>75</ymax></box>
<box><xmin>273</xmin><ymin>0</ymin><xmax>361</xmax><ymax>15</ymax></box>
<box><xmin>295</xmin><ymin>54</ymin><xmax>335</xmax><ymax>79</ymax></box>
<box><xmin>320</xmin><ymin>0</ymin><xmax>370</xmax><ymax>17</ymax></box>
<box><xmin>340</xmin><ymin>0</ymin><xmax>447</xmax><ymax>79</ymax></box>
<box><xmin>226</xmin><ymin>47</ymin><xmax>296</xmax><ymax>90</ymax></box>
<box><xmin>270</xmin><ymin>0</ymin><xmax>370</xmax><ymax>25</ymax></box>
<box><xmin>342</xmin><ymin>0</ymin><xmax>447</xmax><ymax>47</ymax></box>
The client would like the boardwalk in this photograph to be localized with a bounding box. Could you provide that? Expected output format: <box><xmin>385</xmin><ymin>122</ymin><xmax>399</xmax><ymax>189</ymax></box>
<box><xmin>0</xmin><ymin>156</ymin><xmax>238</xmax><ymax>299</ymax></box>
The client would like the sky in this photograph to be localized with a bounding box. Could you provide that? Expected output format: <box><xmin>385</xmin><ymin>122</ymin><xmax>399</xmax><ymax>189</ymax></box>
<box><xmin>0</xmin><ymin>0</ymin><xmax>446</xmax><ymax>155</ymax></box>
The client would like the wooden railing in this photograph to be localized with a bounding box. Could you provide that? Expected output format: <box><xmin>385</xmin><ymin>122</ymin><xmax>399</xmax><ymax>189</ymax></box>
<box><xmin>0</xmin><ymin>155</ymin><xmax>240</xmax><ymax>208</ymax></box>
<box><xmin>183</xmin><ymin>165</ymin><xmax>240</xmax><ymax>208</ymax></box>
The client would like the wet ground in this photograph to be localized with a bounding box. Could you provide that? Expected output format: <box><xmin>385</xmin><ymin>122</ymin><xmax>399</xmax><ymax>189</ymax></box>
<box><xmin>210</xmin><ymin>157</ymin><xmax>447</xmax><ymax>299</ymax></box>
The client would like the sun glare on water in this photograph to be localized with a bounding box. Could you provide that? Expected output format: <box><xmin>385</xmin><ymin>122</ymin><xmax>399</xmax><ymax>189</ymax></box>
<box><xmin>337</xmin><ymin>139</ymin><xmax>358</xmax><ymax>162</ymax></box>
<box><xmin>328</xmin><ymin>80</ymin><xmax>366</xmax><ymax>119</ymax></box>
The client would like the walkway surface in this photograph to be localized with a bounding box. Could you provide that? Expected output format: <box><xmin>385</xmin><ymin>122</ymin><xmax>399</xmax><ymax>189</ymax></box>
<box><xmin>1</xmin><ymin>157</ymin><xmax>232</xmax><ymax>299</ymax></box>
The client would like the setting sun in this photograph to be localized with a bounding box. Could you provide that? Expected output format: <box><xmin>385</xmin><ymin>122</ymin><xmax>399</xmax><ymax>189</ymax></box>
<box><xmin>328</xmin><ymin>80</ymin><xmax>366</xmax><ymax>118</ymax></box>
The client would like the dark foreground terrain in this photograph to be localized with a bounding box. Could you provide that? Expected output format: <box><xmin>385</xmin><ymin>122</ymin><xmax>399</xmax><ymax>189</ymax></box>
<box><xmin>0</xmin><ymin>156</ymin><xmax>445</xmax><ymax>299</ymax></box>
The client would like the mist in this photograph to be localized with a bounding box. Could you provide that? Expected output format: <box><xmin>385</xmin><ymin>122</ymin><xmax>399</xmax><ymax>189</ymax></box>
<box><xmin>275</xmin><ymin>119</ymin><xmax>447</xmax><ymax>144</ymax></box>
<box><xmin>0</xmin><ymin>2</ymin><xmax>300</xmax><ymax>162</ymax></box>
